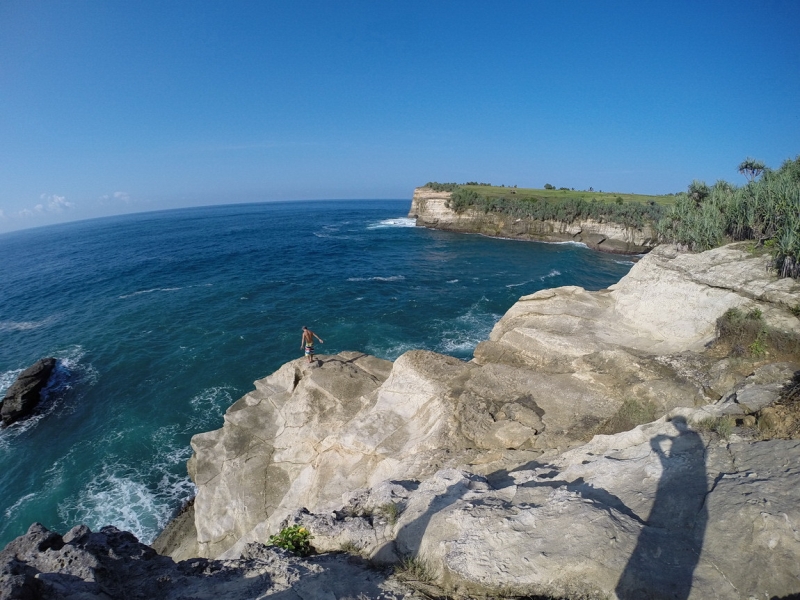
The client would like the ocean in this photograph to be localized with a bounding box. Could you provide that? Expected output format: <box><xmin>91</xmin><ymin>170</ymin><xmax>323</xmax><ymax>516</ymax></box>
<box><xmin>0</xmin><ymin>199</ymin><xmax>634</xmax><ymax>548</ymax></box>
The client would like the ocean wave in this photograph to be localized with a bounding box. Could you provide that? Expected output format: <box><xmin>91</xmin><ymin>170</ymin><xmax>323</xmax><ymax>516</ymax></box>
<box><xmin>447</xmin><ymin>279</ymin><xmax>459</xmax><ymax>284</ymax></box>
<box><xmin>57</xmin><ymin>464</ymin><xmax>195</xmax><ymax>545</ymax></box>
<box><xmin>540</xmin><ymin>269</ymin><xmax>561</xmax><ymax>281</ymax></box>
<box><xmin>188</xmin><ymin>386</ymin><xmax>236</xmax><ymax>430</ymax></box>
<box><xmin>615</xmin><ymin>260</ymin><xmax>636</xmax><ymax>266</ymax></box>
<box><xmin>505</xmin><ymin>280</ymin><xmax>530</xmax><ymax>288</ymax></box>
<box><xmin>366</xmin><ymin>217</ymin><xmax>417</xmax><ymax>229</ymax></box>
<box><xmin>346</xmin><ymin>275</ymin><xmax>406</xmax><ymax>282</ymax></box>
<box><xmin>551</xmin><ymin>240</ymin><xmax>589</xmax><ymax>249</ymax></box>
<box><xmin>118</xmin><ymin>287</ymin><xmax>182</xmax><ymax>299</ymax></box>
<box><xmin>0</xmin><ymin>317</ymin><xmax>56</xmax><ymax>332</ymax></box>
<box><xmin>118</xmin><ymin>283</ymin><xmax>212</xmax><ymax>300</ymax></box>
<box><xmin>57</xmin><ymin>420</ymin><xmax>198</xmax><ymax>545</ymax></box>
<box><xmin>3</xmin><ymin>493</ymin><xmax>36</xmax><ymax>520</ymax></box>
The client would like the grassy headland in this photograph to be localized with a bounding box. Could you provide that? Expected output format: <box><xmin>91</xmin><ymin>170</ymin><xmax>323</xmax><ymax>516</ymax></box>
<box><xmin>424</xmin><ymin>154</ymin><xmax>800</xmax><ymax>278</ymax></box>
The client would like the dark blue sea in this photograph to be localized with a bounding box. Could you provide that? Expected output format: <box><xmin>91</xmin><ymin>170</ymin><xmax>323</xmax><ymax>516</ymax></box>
<box><xmin>0</xmin><ymin>200</ymin><xmax>634</xmax><ymax>548</ymax></box>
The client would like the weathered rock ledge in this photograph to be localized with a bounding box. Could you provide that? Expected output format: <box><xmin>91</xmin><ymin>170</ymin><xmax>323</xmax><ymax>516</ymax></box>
<box><xmin>408</xmin><ymin>187</ymin><xmax>658</xmax><ymax>254</ymax></box>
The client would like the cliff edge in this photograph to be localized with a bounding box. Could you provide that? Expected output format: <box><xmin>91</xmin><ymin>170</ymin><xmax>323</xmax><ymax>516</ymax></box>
<box><xmin>408</xmin><ymin>186</ymin><xmax>658</xmax><ymax>254</ymax></box>
<box><xmin>162</xmin><ymin>241</ymin><xmax>800</xmax><ymax>598</ymax></box>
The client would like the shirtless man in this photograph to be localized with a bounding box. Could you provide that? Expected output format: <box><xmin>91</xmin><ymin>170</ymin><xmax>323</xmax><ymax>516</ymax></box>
<box><xmin>301</xmin><ymin>325</ymin><xmax>323</xmax><ymax>363</ymax></box>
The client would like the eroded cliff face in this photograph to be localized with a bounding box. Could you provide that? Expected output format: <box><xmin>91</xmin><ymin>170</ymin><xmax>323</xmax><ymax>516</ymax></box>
<box><xmin>408</xmin><ymin>187</ymin><xmax>657</xmax><ymax>254</ymax></box>
<box><xmin>171</xmin><ymin>242</ymin><xmax>800</xmax><ymax>598</ymax></box>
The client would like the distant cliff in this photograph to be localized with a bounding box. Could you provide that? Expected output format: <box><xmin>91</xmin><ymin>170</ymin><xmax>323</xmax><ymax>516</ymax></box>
<box><xmin>408</xmin><ymin>187</ymin><xmax>657</xmax><ymax>254</ymax></box>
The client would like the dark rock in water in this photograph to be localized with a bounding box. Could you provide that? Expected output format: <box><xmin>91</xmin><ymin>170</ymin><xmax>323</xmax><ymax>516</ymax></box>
<box><xmin>0</xmin><ymin>523</ymin><xmax>420</xmax><ymax>599</ymax></box>
<box><xmin>0</xmin><ymin>358</ymin><xmax>57</xmax><ymax>427</ymax></box>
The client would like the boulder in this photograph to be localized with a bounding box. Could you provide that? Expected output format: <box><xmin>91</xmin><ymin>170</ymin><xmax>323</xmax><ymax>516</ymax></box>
<box><xmin>0</xmin><ymin>357</ymin><xmax>57</xmax><ymax>426</ymax></box>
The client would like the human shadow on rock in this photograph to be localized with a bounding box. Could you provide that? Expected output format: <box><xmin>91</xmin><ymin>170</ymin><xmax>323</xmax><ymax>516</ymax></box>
<box><xmin>615</xmin><ymin>416</ymin><xmax>709</xmax><ymax>600</ymax></box>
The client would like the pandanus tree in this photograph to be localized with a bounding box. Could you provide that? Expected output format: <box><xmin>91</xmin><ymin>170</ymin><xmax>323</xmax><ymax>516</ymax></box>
<box><xmin>738</xmin><ymin>157</ymin><xmax>766</xmax><ymax>182</ymax></box>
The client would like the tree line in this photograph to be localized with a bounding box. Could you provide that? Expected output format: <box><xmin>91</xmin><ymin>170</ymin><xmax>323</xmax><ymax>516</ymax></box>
<box><xmin>423</xmin><ymin>155</ymin><xmax>800</xmax><ymax>279</ymax></box>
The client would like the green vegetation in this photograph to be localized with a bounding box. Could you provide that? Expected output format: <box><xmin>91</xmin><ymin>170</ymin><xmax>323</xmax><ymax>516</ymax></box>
<box><xmin>445</xmin><ymin>186</ymin><xmax>665</xmax><ymax>229</ymax></box>
<box><xmin>715</xmin><ymin>307</ymin><xmax>800</xmax><ymax>359</ymax></box>
<box><xmin>657</xmin><ymin>156</ymin><xmax>800</xmax><ymax>278</ymax></box>
<box><xmin>378</xmin><ymin>502</ymin><xmax>401</xmax><ymax>525</ymax></box>
<box><xmin>694</xmin><ymin>415</ymin><xmax>735</xmax><ymax>439</ymax></box>
<box><xmin>268</xmin><ymin>524</ymin><xmax>314</xmax><ymax>556</ymax></box>
<box><xmin>426</xmin><ymin>154</ymin><xmax>800</xmax><ymax>279</ymax></box>
<box><xmin>394</xmin><ymin>556</ymin><xmax>436</xmax><ymax>583</ymax></box>
<box><xmin>424</xmin><ymin>181</ymin><xmax>460</xmax><ymax>192</ymax></box>
<box><xmin>596</xmin><ymin>398</ymin><xmax>659</xmax><ymax>435</ymax></box>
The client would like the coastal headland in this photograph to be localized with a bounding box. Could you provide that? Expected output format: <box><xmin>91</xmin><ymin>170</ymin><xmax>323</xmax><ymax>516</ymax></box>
<box><xmin>408</xmin><ymin>187</ymin><xmax>658</xmax><ymax>255</ymax></box>
<box><xmin>3</xmin><ymin>210</ymin><xmax>800</xmax><ymax>598</ymax></box>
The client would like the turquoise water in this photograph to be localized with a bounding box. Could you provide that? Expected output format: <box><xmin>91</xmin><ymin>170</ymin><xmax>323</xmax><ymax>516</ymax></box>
<box><xmin>0</xmin><ymin>200</ymin><xmax>634</xmax><ymax>547</ymax></box>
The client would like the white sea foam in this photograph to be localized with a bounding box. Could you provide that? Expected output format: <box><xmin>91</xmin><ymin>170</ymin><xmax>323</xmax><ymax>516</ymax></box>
<box><xmin>4</xmin><ymin>493</ymin><xmax>36</xmax><ymax>520</ymax></box>
<box><xmin>0</xmin><ymin>368</ymin><xmax>24</xmax><ymax>397</ymax></box>
<box><xmin>367</xmin><ymin>217</ymin><xmax>417</xmax><ymax>229</ymax></box>
<box><xmin>540</xmin><ymin>269</ymin><xmax>561</xmax><ymax>281</ymax></box>
<box><xmin>0</xmin><ymin>317</ymin><xmax>56</xmax><ymax>332</ymax></box>
<box><xmin>58</xmin><ymin>466</ymin><xmax>195</xmax><ymax>544</ymax></box>
<box><xmin>347</xmin><ymin>275</ymin><xmax>406</xmax><ymax>282</ymax></box>
<box><xmin>188</xmin><ymin>386</ymin><xmax>236</xmax><ymax>430</ymax></box>
<box><xmin>447</xmin><ymin>279</ymin><xmax>459</xmax><ymax>284</ymax></box>
<box><xmin>57</xmin><ymin>421</ymin><xmax>198</xmax><ymax>545</ymax></box>
<box><xmin>615</xmin><ymin>260</ymin><xmax>636</xmax><ymax>266</ymax></box>
<box><xmin>118</xmin><ymin>287</ymin><xmax>182</xmax><ymax>299</ymax></box>
<box><xmin>505</xmin><ymin>280</ymin><xmax>530</xmax><ymax>288</ymax></box>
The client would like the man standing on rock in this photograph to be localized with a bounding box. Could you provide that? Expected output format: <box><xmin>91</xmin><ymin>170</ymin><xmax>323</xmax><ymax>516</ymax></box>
<box><xmin>301</xmin><ymin>325</ymin><xmax>323</xmax><ymax>363</ymax></box>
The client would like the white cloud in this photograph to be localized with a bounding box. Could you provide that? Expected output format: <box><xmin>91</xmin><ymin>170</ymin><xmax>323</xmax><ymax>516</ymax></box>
<box><xmin>43</xmin><ymin>194</ymin><xmax>75</xmax><ymax>212</ymax></box>
<box><xmin>14</xmin><ymin>194</ymin><xmax>75</xmax><ymax>220</ymax></box>
<box><xmin>100</xmin><ymin>191</ymin><xmax>131</xmax><ymax>204</ymax></box>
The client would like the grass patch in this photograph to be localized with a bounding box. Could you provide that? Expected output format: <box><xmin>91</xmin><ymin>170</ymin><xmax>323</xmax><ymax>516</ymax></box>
<box><xmin>595</xmin><ymin>398</ymin><xmax>659</xmax><ymax>435</ymax></box>
<box><xmin>378</xmin><ymin>502</ymin><xmax>401</xmax><ymax>525</ymax></box>
<box><xmin>715</xmin><ymin>307</ymin><xmax>800</xmax><ymax>360</ymax></box>
<box><xmin>694</xmin><ymin>415</ymin><xmax>735</xmax><ymax>439</ymax></box>
<box><xmin>394</xmin><ymin>556</ymin><xmax>436</xmax><ymax>583</ymax></box>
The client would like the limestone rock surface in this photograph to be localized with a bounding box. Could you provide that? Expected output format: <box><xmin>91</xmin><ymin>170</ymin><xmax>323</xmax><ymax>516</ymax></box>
<box><xmin>293</xmin><ymin>410</ymin><xmax>800</xmax><ymax>599</ymax></box>
<box><xmin>166</xmin><ymin>241</ymin><xmax>800</xmax><ymax>598</ymax></box>
<box><xmin>1</xmin><ymin>358</ymin><xmax>57</xmax><ymax>426</ymax></box>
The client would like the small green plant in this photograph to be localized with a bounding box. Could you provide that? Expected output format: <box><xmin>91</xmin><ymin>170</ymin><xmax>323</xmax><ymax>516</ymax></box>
<box><xmin>395</xmin><ymin>556</ymin><xmax>436</xmax><ymax>583</ymax></box>
<box><xmin>791</xmin><ymin>304</ymin><xmax>800</xmax><ymax>318</ymax></box>
<box><xmin>695</xmin><ymin>415</ymin><xmax>735</xmax><ymax>439</ymax></box>
<box><xmin>748</xmin><ymin>333</ymin><xmax>767</xmax><ymax>356</ymax></box>
<box><xmin>268</xmin><ymin>524</ymin><xmax>314</xmax><ymax>556</ymax></box>
<box><xmin>378</xmin><ymin>502</ymin><xmax>400</xmax><ymax>525</ymax></box>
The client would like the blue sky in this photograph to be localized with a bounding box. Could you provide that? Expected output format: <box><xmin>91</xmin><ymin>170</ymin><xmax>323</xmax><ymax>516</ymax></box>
<box><xmin>1</xmin><ymin>1</ymin><xmax>798</xmax><ymax>233</ymax></box>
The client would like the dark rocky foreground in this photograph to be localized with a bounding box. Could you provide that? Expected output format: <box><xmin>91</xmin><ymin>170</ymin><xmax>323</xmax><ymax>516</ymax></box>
<box><xmin>0</xmin><ymin>523</ymin><xmax>423</xmax><ymax>600</ymax></box>
<box><xmin>1</xmin><ymin>358</ymin><xmax>56</xmax><ymax>427</ymax></box>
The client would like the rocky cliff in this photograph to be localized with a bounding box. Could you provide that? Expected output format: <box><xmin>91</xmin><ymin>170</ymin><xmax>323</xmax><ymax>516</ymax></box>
<box><xmin>159</xmin><ymin>242</ymin><xmax>800</xmax><ymax>598</ymax></box>
<box><xmin>408</xmin><ymin>187</ymin><xmax>658</xmax><ymax>254</ymax></box>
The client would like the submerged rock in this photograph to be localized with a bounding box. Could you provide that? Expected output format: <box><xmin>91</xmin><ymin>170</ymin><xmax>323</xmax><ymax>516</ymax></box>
<box><xmin>0</xmin><ymin>357</ymin><xmax>57</xmax><ymax>426</ymax></box>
